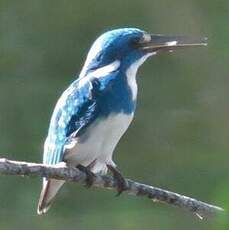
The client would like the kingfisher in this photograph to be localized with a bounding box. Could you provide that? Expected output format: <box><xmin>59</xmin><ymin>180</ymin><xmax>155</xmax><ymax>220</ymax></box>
<box><xmin>37</xmin><ymin>28</ymin><xmax>207</xmax><ymax>214</ymax></box>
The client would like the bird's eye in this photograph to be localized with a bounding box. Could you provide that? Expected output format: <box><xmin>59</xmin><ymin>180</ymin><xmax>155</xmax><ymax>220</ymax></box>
<box><xmin>130</xmin><ymin>34</ymin><xmax>151</xmax><ymax>48</ymax></box>
<box><xmin>130</xmin><ymin>37</ymin><xmax>141</xmax><ymax>48</ymax></box>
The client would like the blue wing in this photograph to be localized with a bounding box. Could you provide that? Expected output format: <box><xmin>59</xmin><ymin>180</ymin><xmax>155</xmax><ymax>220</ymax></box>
<box><xmin>43</xmin><ymin>72</ymin><xmax>117</xmax><ymax>165</ymax></box>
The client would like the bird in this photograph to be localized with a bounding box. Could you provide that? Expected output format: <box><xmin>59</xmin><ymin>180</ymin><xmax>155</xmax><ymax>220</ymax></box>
<box><xmin>37</xmin><ymin>27</ymin><xmax>207</xmax><ymax>214</ymax></box>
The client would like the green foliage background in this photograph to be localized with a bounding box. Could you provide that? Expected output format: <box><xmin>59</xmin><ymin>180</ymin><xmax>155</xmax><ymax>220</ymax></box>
<box><xmin>0</xmin><ymin>0</ymin><xmax>228</xmax><ymax>229</ymax></box>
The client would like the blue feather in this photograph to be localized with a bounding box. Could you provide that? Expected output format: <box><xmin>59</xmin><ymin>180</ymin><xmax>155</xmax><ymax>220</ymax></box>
<box><xmin>43</xmin><ymin>67</ymin><xmax>136</xmax><ymax>165</ymax></box>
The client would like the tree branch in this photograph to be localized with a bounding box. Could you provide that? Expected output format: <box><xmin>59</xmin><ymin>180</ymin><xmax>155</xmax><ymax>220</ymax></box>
<box><xmin>0</xmin><ymin>158</ymin><xmax>224</xmax><ymax>218</ymax></box>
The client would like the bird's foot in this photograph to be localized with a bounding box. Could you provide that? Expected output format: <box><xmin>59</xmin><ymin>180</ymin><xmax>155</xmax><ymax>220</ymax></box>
<box><xmin>107</xmin><ymin>164</ymin><xmax>127</xmax><ymax>196</ymax></box>
<box><xmin>76</xmin><ymin>164</ymin><xmax>96</xmax><ymax>188</ymax></box>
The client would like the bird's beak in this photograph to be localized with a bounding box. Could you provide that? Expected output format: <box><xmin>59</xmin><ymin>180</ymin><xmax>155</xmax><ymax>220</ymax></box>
<box><xmin>139</xmin><ymin>34</ymin><xmax>207</xmax><ymax>53</ymax></box>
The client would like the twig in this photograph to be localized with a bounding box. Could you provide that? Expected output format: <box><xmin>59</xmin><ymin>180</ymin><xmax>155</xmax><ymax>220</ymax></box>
<box><xmin>0</xmin><ymin>158</ymin><xmax>224</xmax><ymax>218</ymax></box>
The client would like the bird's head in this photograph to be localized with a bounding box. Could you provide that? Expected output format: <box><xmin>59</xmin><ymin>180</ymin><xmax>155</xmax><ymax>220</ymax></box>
<box><xmin>80</xmin><ymin>28</ymin><xmax>207</xmax><ymax>77</ymax></box>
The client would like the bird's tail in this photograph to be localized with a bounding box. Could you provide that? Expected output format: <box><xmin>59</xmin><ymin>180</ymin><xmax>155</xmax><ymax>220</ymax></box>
<box><xmin>37</xmin><ymin>178</ymin><xmax>65</xmax><ymax>215</ymax></box>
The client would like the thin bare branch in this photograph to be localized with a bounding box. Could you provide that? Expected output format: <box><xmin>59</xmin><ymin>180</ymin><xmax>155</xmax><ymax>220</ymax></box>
<box><xmin>0</xmin><ymin>158</ymin><xmax>224</xmax><ymax>218</ymax></box>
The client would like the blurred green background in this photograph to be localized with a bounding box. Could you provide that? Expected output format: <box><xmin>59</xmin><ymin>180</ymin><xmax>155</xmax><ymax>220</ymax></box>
<box><xmin>0</xmin><ymin>0</ymin><xmax>228</xmax><ymax>229</ymax></box>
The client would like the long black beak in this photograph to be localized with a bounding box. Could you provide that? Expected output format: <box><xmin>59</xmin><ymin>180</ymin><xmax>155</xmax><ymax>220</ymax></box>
<box><xmin>139</xmin><ymin>34</ymin><xmax>207</xmax><ymax>53</ymax></box>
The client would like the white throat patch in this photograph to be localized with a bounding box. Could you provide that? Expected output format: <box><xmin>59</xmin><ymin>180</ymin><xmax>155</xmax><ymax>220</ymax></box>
<box><xmin>126</xmin><ymin>52</ymin><xmax>155</xmax><ymax>100</ymax></box>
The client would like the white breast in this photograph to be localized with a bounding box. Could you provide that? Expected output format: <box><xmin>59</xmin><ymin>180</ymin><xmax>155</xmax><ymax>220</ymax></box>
<box><xmin>64</xmin><ymin>113</ymin><xmax>133</xmax><ymax>174</ymax></box>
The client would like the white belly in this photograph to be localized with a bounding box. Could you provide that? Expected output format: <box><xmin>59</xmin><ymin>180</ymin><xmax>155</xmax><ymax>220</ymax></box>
<box><xmin>64</xmin><ymin>113</ymin><xmax>133</xmax><ymax>174</ymax></box>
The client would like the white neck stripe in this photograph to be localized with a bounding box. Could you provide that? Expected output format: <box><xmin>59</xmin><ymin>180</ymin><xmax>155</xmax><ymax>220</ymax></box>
<box><xmin>80</xmin><ymin>60</ymin><xmax>120</xmax><ymax>79</ymax></box>
<box><xmin>90</xmin><ymin>60</ymin><xmax>120</xmax><ymax>78</ymax></box>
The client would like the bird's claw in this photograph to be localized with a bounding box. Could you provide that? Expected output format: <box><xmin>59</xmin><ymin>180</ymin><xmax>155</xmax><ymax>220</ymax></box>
<box><xmin>76</xmin><ymin>164</ymin><xmax>96</xmax><ymax>188</ymax></box>
<box><xmin>107</xmin><ymin>164</ymin><xmax>127</xmax><ymax>196</ymax></box>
